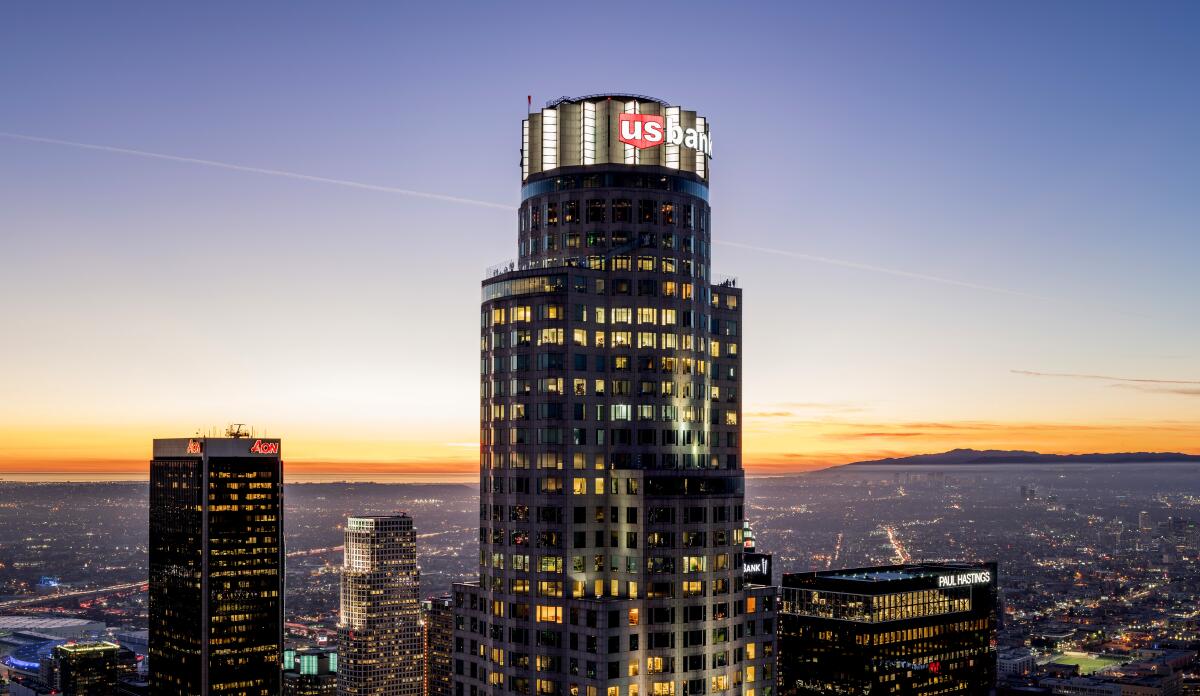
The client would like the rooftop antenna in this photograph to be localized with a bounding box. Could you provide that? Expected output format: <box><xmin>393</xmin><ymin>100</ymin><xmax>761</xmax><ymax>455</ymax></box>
<box><xmin>226</xmin><ymin>423</ymin><xmax>249</xmax><ymax>438</ymax></box>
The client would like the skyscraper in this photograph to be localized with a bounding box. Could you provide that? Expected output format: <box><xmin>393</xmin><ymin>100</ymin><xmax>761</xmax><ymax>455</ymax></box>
<box><xmin>778</xmin><ymin>562</ymin><xmax>998</xmax><ymax>695</ymax></box>
<box><xmin>338</xmin><ymin>514</ymin><xmax>422</xmax><ymax>696</ymax></box>
<box><xmin>423</xmin><ymin>594</ymin><xmax>455</xmax><ymax>696</ymax></box>
<box><xmin>453</xmin><ymin>95</ymin><xmax>777</xmax><ymax>696</ymax></box>
<box><xmin>148</xmin><ymin>431</ymin><xmax>284</xmax><ymax>696</ymax></box>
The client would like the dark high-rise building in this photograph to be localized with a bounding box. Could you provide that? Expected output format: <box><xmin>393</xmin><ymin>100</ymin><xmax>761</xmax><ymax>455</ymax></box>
<box><xmin>284</xmin><ymin>648</ymin><xmax>338</xmax><ymax>696</ymax></box>
<box><xmin>148</xmin><ymin>432</ymin><xmax>284</xmax><ymax>696</ymax></box>
<box><xmin>778</xmin><ymin>562</ymin><xmax>998</xmax><ymax>695</ymax></box>
<box><xmin>42</xmin><ymin>641</ymin><xmax>121</xmax><ymax>695</ymax></box>
<box><xmin>454</xmin><ymin>95</ymin><xmax>777</xmax><ymax>696</ymax></box>
<box><xmin>423</xmin><ymin>594</ymin><xmax>455</xmax><ymax>696</ymax></box>
<box><xmin>338</xmin><ymin>514</ymin><xmax>422</xmax><ymax>696</ymax></box>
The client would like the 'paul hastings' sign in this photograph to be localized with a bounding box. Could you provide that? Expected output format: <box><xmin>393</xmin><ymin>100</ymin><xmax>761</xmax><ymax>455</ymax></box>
<box><xmin>937</xmin><ymin>570</ymin><xmax>991</xmax><ymax>589</ymax></box>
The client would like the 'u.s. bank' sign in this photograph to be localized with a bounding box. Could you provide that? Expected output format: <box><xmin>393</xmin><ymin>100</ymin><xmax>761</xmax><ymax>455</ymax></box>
<box><xmin>618</xmin><ymin>113</ymin><xmax>712</xmax><ymax>156</ymax></box>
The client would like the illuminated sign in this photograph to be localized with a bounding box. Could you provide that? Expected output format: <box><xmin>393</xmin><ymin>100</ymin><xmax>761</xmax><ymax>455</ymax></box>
<box><xmin>186</xmin><ymin>439</ymin><xmax>202</xmax><ymax>455</ymax></box>
<box><xmin>937</xmin><ymin>570</ymin><xmax>991</xmax><ymax>588</ymax></box>
<box><xmin>249</xmin><ymin>439</ymin><xmax>280</xmax><ymax>455</ymax></box>
<box><xmin>619</xmin><ymin>113</ymin><xmax>712</xmax><ymax>156</ymax></box>
<box><xmin>743</xmin><ymin>552</ymin><xmax>773</xmax><ymax>585</ymax></box>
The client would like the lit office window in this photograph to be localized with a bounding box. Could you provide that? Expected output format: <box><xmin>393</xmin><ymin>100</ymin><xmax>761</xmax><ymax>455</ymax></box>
<box><xmin>542</xmin><ymin>108</ymin><xmax>558</xmax><ymax>171</ymax></box>
<box><xmin>664</xmin><ymin>106</ymin><xmax>680</xmax><ymax>169</ymax></box>
<box><xmin>522</xmin><ymin>120</ymin><xmax>530</xmax><ymax>180</ymax></box>
<box><xmin>583</xmin><ymin>101</ymin><xmax>596</xmax><ymax>165</ymax></box>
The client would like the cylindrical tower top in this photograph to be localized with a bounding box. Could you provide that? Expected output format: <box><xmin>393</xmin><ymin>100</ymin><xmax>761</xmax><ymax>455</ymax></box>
<box><xmin>522</xmin><ymin>95</ymin><xmax>712</xmax><ymax>182</ymax></box>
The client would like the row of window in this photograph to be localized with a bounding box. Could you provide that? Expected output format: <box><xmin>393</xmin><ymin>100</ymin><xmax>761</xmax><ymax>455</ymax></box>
<box><xmin>481</xmin><ymin>273</ymin><xmax>740</xmax><ymax>308</ymax></box>
<box><xmin>484</xmin><ymin>423</ymin><xmax>738</xmax><ymax>446</ymax></box>
<box><xmin>487</xmin><ymin>305</ymin><xmax>737</xmax><ymax>330</ymax></box>
<box><xmin>521</xmin><ymin>199</ymin><xmax>708</xmax><ymax>231</ymax></box>
<box><xmin>478</xmin><ymin>529</ymin><xmax>740</xmax><ymax>555</ymax></box>
<box><xmin>477</xmin><ymin>372</ymin><xmax>729</xmax><ymax>393</ymax></box>
<box><xmin>485</xmin><ymin>354</ymin><xmax>738</xmax><ymax>379</ymax></box>
<box><xmin>523</xmin><ymin>231</ymin><xmax>707</xmax><ymax>256</ymax></box>
<box><xmin>485</xmin><ymin>304</ymin><xmax>738</xmax><ymax>332</ymax></box>
<box><xmin>488</xmin><ymin>390</ymin><xmax>737</xmax><ymax>411</ymax></box>
<box><xmin>476</xmin><ymin>451</ymin><xmax>739</xmax><ymax>472</ymax></box>
<box><xmin>480</xmin><ymin>504</ymin><xmax>738</xmax><ymax>525</ymax></box>
<box><xmin>519</xmin><ymin>171</ymin><xmax>710</xmax><ymax>202</ymax></box>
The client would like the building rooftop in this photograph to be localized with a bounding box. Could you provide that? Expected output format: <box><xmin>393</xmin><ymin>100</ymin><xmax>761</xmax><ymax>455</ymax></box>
<box><xmin>56</xmin><ymin>640</ymin><xmax>120</xmax><ymax>654</ymax></box>
<box><xmin>802</xmin><ymin>562</ymin><xmax>992</xmax><ymax>583</ymax></box>
<box><xmin>0</xmin><ymin>616</ymin><xmax>104</xmax><ymax>631</ymax></box>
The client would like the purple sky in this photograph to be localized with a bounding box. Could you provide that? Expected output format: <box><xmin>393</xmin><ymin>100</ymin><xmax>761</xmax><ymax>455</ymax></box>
<box><xmin>1</xmin><ymin>2</ymin><xmax>1198</xmax><ymax>473</ymax></box>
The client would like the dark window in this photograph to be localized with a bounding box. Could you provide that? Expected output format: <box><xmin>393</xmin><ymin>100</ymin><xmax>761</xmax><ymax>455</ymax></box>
<box><xmin>587</xmin><ymin>199</ymin><xmax>606</xmax><ymax>223</ymax></box>
<box><xmin>639</xmin><ymin>200</ymin><xmax>657</xmax><ymax>224</ymax></box>
<box><xmin>612</xmin><ymin>199</ymin><xmax>632</xmax><ymax>223</ymax></box>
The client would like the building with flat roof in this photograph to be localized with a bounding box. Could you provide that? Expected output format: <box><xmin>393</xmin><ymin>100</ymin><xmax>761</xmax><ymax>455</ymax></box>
<box><xmin>46</xmin><ymin>641</ymin><xmax>122</xmax><ymax>695</ymax></box>
<box><xmin>0</xmin><ymin>616</ymin><xmax>105</xmax><ymax>640</ymax></box>
<box><xmin>148</xmin><ymin>432</ymin><xmax>284</xmax><ymax>696</ymax></box>
<box><xmin>779</xmin><ymin>562</ymin><xmax>998</xmax><ymax>695</ymax></box>
<box><xmin>283</xmin><ymin>647</ymin><xmax>337</xmax><ymax>696</ymax></box>
<box><xmin>338</xmin><ymin>514</ymin><xmax>421</xmax><ymax>696</ymax></box>
<box><xmin>423</xmin><ymin>594</ymin><xmax>454</xmax><ymax>696</ymax></box>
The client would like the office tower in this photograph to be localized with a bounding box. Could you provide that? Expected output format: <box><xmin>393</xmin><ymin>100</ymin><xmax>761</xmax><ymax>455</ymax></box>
<box><xmin>423</xmin><ymin>594</ymin><xmax>455</xmax><ymax>696</ymax></box>
<box><xmin>284</xmin><ymin>648</ymin><xmax>338</xmax><ymax>696</ymax></box>
<box><xmin>41</xmin><ymin>641</ymin><xmax>121</xmax><ymax>695</ymax></box>
<box><xmin>1139</xmin><ymin>510</ymin><xmax>1153</xmax><ymax>533</ymax></box>
<box><xmin>338</xmin><ymin>515</ymin><xmax>422</xmax><ymax>696</ymax></box>
<box><xmin>148</xmin><ymin>431</ymin><xmax>284</xmax><ymax>696</ymax></box>
<box><xmin>778</xmin><ymin>562</ymin><xmax>998</xmax><ymax>695</ymax></box>
<box><xmin>454</xmin><ymin>95</ymin><xmax>777</xmax><ymax>696</ymax></box>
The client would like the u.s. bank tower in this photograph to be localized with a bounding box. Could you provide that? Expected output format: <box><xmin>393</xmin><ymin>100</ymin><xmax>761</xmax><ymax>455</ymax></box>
<box><xmin>454</xmin><ymin>94</ymin><xmax>777</xmax><ymax>696</ymax></box>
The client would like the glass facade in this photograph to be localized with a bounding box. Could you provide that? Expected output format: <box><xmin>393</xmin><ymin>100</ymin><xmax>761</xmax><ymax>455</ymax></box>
<box><xmin>425</xmin><ymin>594</ymin><xmax>456</xmax><ymax>696</ymax></box>
<box><xmin>456</xmin><ymin>95</ymin><xmax>775</xmax><ymax>696</ymax></box>
<box><xmin>149</xmin><ymin>437</ymin><xmax>284</xmax><ymax>696</ymax></box>
<box><xmin>48</xmin><ymin>641</ymin><xmax>121</xmax><ymax>695</ymax></box>
<box><xmin>778</xmin><ymin>563</ymin><xmax>998</xmax><ymax>695</ymax></box>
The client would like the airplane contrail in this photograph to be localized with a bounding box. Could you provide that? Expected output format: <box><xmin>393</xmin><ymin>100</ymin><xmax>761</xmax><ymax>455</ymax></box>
<box><xmin>0</xmin><ymin>130</ymin><xmax>1044</xmax><ymax>300</ymax></box>
<box><xmin>713</xmin><ymin>240</ymin><xmax>1045</xmax><ymax>300</ymax></box>
<box><xmin>0</xmin><ymin>131</ymin><xmax>513</xmax><ymax>211</ymax></box>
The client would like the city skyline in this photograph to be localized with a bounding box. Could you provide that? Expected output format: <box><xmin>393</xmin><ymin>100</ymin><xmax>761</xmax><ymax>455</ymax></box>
<box><xmin>3</xmin><ymin>2</ymin><xmax>1199</xmax><ymax>480</ymax></box>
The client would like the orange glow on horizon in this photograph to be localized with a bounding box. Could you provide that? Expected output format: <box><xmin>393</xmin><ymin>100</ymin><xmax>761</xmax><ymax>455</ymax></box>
<box><xmin>1</xmin><ymin>415</ymin><xmax>1196</xmax><ymax>480</ymax></box>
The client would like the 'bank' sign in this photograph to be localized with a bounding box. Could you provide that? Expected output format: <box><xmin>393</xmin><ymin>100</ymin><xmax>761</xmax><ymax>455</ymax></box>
<box><xmin>937</xmin><ymin>570</ymin><xmax>991</xmax><ymax>588</ymax></box>
<box><xmin>619</xmin><ymin>113</ymin><xmax>712</xmax><ymax>156</ymax></box>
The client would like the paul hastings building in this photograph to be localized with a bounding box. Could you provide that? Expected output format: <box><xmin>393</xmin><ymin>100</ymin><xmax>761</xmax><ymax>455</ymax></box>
<box><xmin>453</xmin><ymin>96</ymin><xmax>777</xmax><ymax>696</ymax></box>
<box><xmin>778</xmin><ymin>562</ymin><xmax>998</xmax><ymax>695</ymax></box>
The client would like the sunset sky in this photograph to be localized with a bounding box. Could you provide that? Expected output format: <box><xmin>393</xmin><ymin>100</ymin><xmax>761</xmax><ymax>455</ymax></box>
<box><xmin>2</xmin><ymin>3</ymin><xmax>1198</xmax><ymax>479</ymax></box>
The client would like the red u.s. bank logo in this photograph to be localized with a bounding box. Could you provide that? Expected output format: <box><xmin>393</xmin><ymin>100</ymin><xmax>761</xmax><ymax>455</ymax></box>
<box><xmin>618</xmin><ymin>113</ymin><xmax>665</xmax><ymax>149</ymax></box>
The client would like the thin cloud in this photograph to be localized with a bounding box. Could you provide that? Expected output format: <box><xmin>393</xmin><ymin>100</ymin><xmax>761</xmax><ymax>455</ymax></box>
<box><xmin>1112</xmin><ymin>384</ymin><xmax>1200</xmax><ymax>397</ymax></box>
<box><xmin>1014</xmin><ymin>370</ymin><xmax>1200</xmax><ymax>386</ymax></box>
<box><xmin>0</xmin><ymin>131</ymin><xmax>1127</xmax><ymax>305</ymax></box>
<box><xmin>714</xmin><ymin>240</ymin><xmax>1047</xmax><ymax>300</ymax></box>
<box><xmin>0</xmin><ymin>131</ymin><xmax>512</xmax><ymax>211</ymax></box>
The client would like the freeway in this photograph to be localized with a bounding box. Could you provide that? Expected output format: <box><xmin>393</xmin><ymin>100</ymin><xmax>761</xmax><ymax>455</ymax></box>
<box><xmin>0</xmin><ymin>581</ymin><xmax>147</xmax><ymax>610</ymax></box>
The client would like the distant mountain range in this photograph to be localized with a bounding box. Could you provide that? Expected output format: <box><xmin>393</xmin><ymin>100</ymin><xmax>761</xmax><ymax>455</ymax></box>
<box><xmin>838</xmin><ymin>448</ymin><xmax>1200</xmax><ymax>467</ymax></box>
